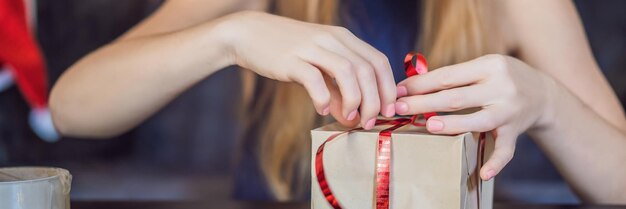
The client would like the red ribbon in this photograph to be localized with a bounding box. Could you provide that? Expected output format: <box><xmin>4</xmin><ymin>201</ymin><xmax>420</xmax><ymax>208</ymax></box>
<box><xmin>315</xmin><ymin>52</ymin><xmax>486</xmax><ymax>209</ymax></box>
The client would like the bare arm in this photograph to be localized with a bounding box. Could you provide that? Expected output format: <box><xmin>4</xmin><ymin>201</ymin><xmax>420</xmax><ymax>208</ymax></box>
<box><xmin>504</xmin><ymin>0</ymin><xmax>626</xmax><ymax>203</ymax></box>
<box><xmin>51</xmin><ymin>0</ymin><xmax>398</xmax><ymax>138</ymax></box>
<box><xmin>50</xmin><ymin>0</ymin><xmax>264</xmax><ymax>138</ymax></box>
<box><xmin>506</xmin><ymin>0</ymin><xmax>626</xmax><ymax>130</ymax></box>
<box><xmin>533</xmin><ymin>74</ymin><xmax>626</xmax><ymax>203</ymax></box>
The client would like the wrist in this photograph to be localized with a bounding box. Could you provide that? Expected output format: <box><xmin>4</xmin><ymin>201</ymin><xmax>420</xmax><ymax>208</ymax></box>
<box><xmin>530</xmin><ymin>73</ymin><xmax>559</xmax><ymax>133</ymax></box>
<box><xmin>200</xmin><ymin>13</ymin><xmax>242</xmax><ymax>68</ymax></box>
<box><xmin>206</xmin><ymin>11</ymin><xmax>263</xmax><ymax>68</ymax></box>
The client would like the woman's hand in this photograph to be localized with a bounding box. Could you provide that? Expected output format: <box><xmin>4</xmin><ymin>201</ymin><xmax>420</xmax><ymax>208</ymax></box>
<box><xmin>217</xmin><ymin>11</ymin><xmax>397</xmax><ymax>129</ymax></box>
<box><xmin>395</xmin><ymin>54</ymin><xmax>555</xmax><ymax>180</ymax></box>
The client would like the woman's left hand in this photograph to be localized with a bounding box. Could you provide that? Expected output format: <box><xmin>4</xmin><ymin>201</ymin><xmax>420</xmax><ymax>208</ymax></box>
<box><xmin>394</xmin><ymin>54</ymin><xmax>555</xmax><ymax>180</ymax></box>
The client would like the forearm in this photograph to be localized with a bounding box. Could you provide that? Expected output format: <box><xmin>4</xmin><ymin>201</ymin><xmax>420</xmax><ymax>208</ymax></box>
<box><xmin>529</xmin><ymin>77</ymin><xmax>626</xmax><ymax>203</ymax></box>
<box><xmin>50</xmin><ymin>19</ymin><xmax>234</xmax><ymax>138</ymax></box>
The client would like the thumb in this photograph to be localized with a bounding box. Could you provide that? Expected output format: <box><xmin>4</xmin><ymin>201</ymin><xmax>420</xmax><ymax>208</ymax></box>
<box><xmin>480</xmin><ymin>132</ymin><xmax>517</xmax><ymax>180</ymax></box>
<box><xmin>325</xmin><ymin>75</ymin><xmax>360</xmax><ymax>127</ymax></box>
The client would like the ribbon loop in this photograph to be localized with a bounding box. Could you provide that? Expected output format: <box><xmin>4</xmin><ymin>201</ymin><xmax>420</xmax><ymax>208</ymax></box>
<box><xmin>404</xmin><ymin>52</ymin><xmax>437</xmax><ymax>125</ymax></box>
<box><xmin>404</xmin><ymin>52</ymin><xmax>428</xmax><ymax>77</ymax></box>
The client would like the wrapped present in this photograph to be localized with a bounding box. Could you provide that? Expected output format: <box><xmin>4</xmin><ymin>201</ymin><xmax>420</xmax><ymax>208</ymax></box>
<box><xmin>310</xmin><ymin>53</ymin><xmax>495</xmax><ymax>209</ymax></box>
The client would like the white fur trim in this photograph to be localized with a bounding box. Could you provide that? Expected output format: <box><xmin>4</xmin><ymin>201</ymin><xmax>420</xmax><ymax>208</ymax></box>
<box><xmin>29</xmin><ymin>107</ymin><xmax>60</xmax><ymax>142</ymax></box>
<box><xmin>0</xmin><ymin>66</ymin><xmax>15</xmax><ymax>93</ymax></box>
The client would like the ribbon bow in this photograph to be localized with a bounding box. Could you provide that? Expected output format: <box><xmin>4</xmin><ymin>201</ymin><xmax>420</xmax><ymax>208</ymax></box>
<box><xmin>315</xmin><ymin>52</ymin><xmax>486</xmax><ymax>209</ymax></box>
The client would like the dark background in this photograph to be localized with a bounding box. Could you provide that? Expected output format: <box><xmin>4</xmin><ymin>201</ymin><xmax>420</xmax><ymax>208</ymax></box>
<box><xmin>0</xmin><ymin>0</ymin><xmax>624</xmax><ymax>203</ymax></box>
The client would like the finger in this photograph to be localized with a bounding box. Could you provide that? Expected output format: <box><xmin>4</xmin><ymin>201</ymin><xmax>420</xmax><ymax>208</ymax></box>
<box><xmin>354</xmin><ymin>64</ymin><xmax>381</xmax><ymax>129</ymax></box>
<box><xmin>330</xmin><ymin>26</ymin><xmax>397</xmax><ymax>117</ymax></box>
<box><xmin>299</xmin><ymin>46</ymin><xmax>361</xmax><ymax>121</ymax></box>
<box><xmin>316</xmin><ymin>36</ymin><xmax>381</xmax><ymax>129</ymax></box>
<box><xmin>397</xmin><ymin>59</ymin><xmax>489</xmax><ymax>96</ymax></box>
<box><xmin>423</xmin><ymin>107</ymin><xmax>505</xmax><ymax>135</ymax></box>
<box><xmin>288</xmin><ymin>60</ymin><xmax>331</xmax><ymax>115</ymax></box>
<box><xmin>395</xmin><ymin>86</ymin><xmax>490</xmax><ymax>115</ymax></box>
<box><xmin>325</xmin><ymin>75</ymin><xmax>361</xmax><ymax>127</ymax></box>
<box><xmin>480</xmin><ymin>131</ymin><xmax>517</xmax><ymax>180</ymax></box>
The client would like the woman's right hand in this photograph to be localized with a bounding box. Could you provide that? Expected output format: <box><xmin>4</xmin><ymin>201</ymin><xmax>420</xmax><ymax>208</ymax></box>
<box><xmin>216</xmin><ymin>11</ymin><xmax>397</xmax><ymax>129</ymax></box>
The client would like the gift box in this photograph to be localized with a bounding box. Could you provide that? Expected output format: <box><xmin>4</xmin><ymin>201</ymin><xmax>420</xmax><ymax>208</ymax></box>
<box><xmin>310</xmin><ymin>120</ymin><xmax>495</xmax><ymax>209</ymax></box>
<box><xmin>310</xmin><ymin>53</ymin><xmax>495</xmax><ymax>209</ymax></box>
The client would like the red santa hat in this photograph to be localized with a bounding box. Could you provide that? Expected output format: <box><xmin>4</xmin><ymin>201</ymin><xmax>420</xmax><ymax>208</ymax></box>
<box><xmin>0</xmin><ymin>0</ymin><xmax>59</xmax><ymax>142</ymax></box>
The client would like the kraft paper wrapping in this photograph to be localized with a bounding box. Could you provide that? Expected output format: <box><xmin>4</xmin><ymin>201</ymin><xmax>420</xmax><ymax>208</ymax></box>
<box><xmin>311</xmin><ymin>122</ymin><xmax>494</xmax><ymax>209</ymax></box>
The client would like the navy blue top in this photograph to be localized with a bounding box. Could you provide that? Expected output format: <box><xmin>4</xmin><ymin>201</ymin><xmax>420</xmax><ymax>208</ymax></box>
<box><xmin>341</xmin><ymin>0</ymin><xmax>421</xmax><ymax>82</ymax></box>
<box><xmin>234</xmin><ymin>0</ymin><xmax>421</xmax><ymax>201</ymax></box>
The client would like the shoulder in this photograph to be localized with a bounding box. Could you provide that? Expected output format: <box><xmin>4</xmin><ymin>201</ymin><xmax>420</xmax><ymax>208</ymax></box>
<box><xmin>487</xmin><ymin>0</ymin><xmax>580</xmax><ymax>55</ymax></box>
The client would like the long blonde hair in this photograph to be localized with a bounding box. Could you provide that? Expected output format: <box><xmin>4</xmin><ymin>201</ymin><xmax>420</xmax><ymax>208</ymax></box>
<box><xmin>243</xmin><ymin>0</ymin><xmax>489</xmax><ymax>200</ymax></box>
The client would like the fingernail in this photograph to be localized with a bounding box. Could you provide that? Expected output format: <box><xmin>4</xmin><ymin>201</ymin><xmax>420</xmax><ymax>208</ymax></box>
<box><xmin>347</xmin><ymin>110</ymin><xmax>358</xmax><ymax>121</ymax></box>
<box><xmin>427</xmin><ymin>119</ymin><xmax>444</xmax><ymax>132</ymax></box>
<box><xmin>383</xmin><ymin>103</ymin><xmax>395</xmax><ymax>117</ymax></box>
<box><xmin>321</xmin><ymin>107</ymin><xmax>330</xmax><ymax>115</ymax></box>
<box><xmin>396</xmin><ymin>86</ymin><xmax>408</xmax><ymax>97</ymax></box>
<box><xmin>395</xmin><ymin>102</ymin><xmax>409</xmax><ymax>114</ymax></box>
<box><xmin>365</xmin><ymin>118</ymin><xmax>376</xmax><ymax>130</ymax></box>
<box><xmin>485</xmin><ymin>169</ymin><xmax>496</xmax><ymax>180</ymax></box>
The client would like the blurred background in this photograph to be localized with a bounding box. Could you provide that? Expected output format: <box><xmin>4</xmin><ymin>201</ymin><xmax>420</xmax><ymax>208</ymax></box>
<box><xmin>0</xmin><ymin>0</ymin><xmax>624</xmax><ymax>204</ymax></box>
